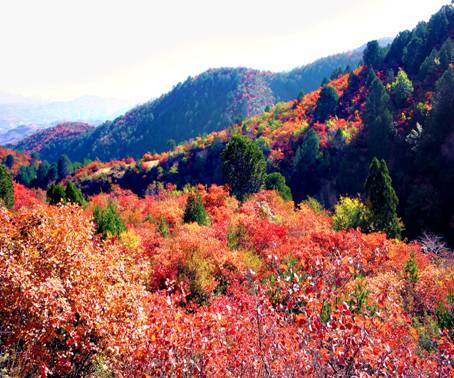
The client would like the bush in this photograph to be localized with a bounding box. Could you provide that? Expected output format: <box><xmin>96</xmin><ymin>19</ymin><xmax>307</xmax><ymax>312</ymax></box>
<box><xmin>265</xmin><ymin>172</ymin><xmax>292</xmax><ymax>201</ymax></box>
<box><xmin>333</xmin><ymin>196</ymin><xmax>370</xmax><ymax>231</ymax></box>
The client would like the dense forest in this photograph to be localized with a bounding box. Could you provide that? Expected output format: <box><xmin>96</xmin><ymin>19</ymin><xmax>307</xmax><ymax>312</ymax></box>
<box><xmin>0</xmin><ymin>4</ymin><xmax>453</xmax><ymax>377</ymax></box>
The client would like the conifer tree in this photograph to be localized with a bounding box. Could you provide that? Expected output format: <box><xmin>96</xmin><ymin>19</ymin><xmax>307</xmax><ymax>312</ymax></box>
<box><xmin>364</xmin><ymin>158</ymin><xmax>401</xmax><ymax>238</ymax></box>
<box><xmin>57</xmin><ymin>154</ymin><xmax>73</xmax><ymax>181</ymax></box>
<box><xmin>363</xmin><ymin>75</ymin><xmax>394</xmax><ymax>160</ymax></box>
<box><xmin>4</xmin><ymin>154</ymin><xmax>14</xmax><ymax>169</ymax></box>
<box><xmin>93</xmin><ymin>201</ymin><xmax>126</xmax><ymax>239</ymax></box>
<box><xmin>222</xmin><ymin>135</ymin><xmax>266</xmax><ymax>201</ymax></box>
<box><xmin>390</xmin><ymin>69</ymin><xmax>414</xmax><ymax>107</ymax></box>
<box><xmin>46</xmin><ymin>183</ymin><xmax>66</xmax><ymax>205</ymax></box>
<box><xmin>314</xmin><ymin>85</ymin><xmax>338</xmax><ymax>122</ymax></box>
<box><xmin>0</xmin><ymin>164</ymin><xmax>14</xmax><ymax>209</ymax></box>
<box><xmin>183</xmin><ymin>192</ymin><xmax>209</xmax><ymax>225</ymax></box>
<box><xmin>65</xmin><ymin>182</ymin><xmax>86</xmax><ymax>206</ymax></box>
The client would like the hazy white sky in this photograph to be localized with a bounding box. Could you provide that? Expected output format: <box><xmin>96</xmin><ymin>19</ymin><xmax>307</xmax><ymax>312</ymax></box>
<box><xmin>0</xmin><ymin>0</ymin><xmax>448</xmax><ymax>103</ymax></box>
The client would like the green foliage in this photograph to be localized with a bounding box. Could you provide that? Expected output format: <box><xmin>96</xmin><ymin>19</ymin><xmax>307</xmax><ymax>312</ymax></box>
<box><xmin>390</xmin><ymin>69</ymin><xmax>414</xmax><ymax>107</ymax></box>
<box><xmin>65</xmin><ymin>182</ymin><xmax>86</xmax><ymax>206</ymax></box>
<box><xmin>363</xmin><ymin>40</ymin><xmax>384</xmax><ymax>70</ymax></box>
<box><xmin>292</xmin><ymin>128</ymin><xmax>322</xmax><ymax>201</ymax></box>
<box><xmin>435</xmin><ymin>301</ymin><xmax>454</xmax><ymax>332</ymax></box>
<box><xmin>222</xmin><ymin>135</ymin><xmax>266</xmax><ymax>201</ymax></box>
<box><xmin>57</xmin><ymin>154</ymin><xmax>73</xmax><ymax>181</ymax></box>
<box><xmin>404</xmin><ymin>252</ymin><xmax>418</xmax><ymax>284</ymax></box>
<box><xmin>183</xmin><ymin>192</ymin><xmax>209</xmax><ymax>226</ymax></box>
<box><xmin>302</xmin><ymin>196</ymin><xmax>324</xmax><ymax>214</ymax></box>
<box><xmin>314</xmin><ymin>85</ymin><xmax>338</xmax><ymax>122</ymax></box>
<box><xmin>157</xmin><ymin>217</ymin><xmax>170</xmax><ymax>237</ymax></box>
<box><xmin>17</xmin><ymin>164</ymin><xmax>37</xmax><ymax>187</ymax></box>
<box><xmin>333</xmin><ymin>196</ymin><xmax>370</xmax><ymax>232</ymax></box>
<box><xmin>93</xmin><ymin>201</ymin><xmax>126</xmax><ymax>239</ymax></box>
<box><xmin>0</xmin><ymin>164</ymin><xmax>14</xmax><ymax>209</ymax></box>
<box><xmin>363</xmin><ymin>75</ymin><xmax>394</xmax><ymax>160</ymax></box>
<box><xmin>320</xmin><ymin>300</ymin><xmax>331</xmax><ymax>324</ymax></box>
<box><xmin>365</xmin><ymin>158</ymin><xmax>401</xmax><ymax>238</ymax></box>
<box><xmin>46</xmin><ymin>183</ymin><xmax>66</xmax><ymax>205</ymax></box>
<box><xmin>265</xmin><ymin>172</ymin><xmax>292</xmax><ymax>201</ymax></box>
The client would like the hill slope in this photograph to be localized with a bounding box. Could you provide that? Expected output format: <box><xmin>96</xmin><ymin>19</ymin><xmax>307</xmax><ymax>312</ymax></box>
<box><xmin>32</xmin><ymin>45</ymin><xmax>379</xmax><ymax>162</ymax></box>
<box><xmin>68</xmin><ymin>5</ymin><xmax>454</xmax><ymax>243</ymax></box>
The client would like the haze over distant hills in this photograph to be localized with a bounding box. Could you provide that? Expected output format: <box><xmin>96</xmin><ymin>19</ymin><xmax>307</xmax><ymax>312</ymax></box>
<box><xmin>0</xmin><ymin>95</ymin><xmax>135</xmax><ymax>143</ymax></box>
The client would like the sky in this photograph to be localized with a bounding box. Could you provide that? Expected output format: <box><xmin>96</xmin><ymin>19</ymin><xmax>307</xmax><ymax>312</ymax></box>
<box><xmin>0</xmin><ymin>0</ymin><xmax>449</xmax><ymax>103</ymax></box>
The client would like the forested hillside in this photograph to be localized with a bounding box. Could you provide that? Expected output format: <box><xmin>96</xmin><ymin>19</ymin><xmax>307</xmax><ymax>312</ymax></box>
<box><xmin>26</xmin><ymin>47</ymin><xmax>373</xmax><ymax>162</ymax></box>
<box><xmin>63</xmin><ymin>5</ymin><xmax>454</xmax><ymax>244</ymax></box>
<box><xmin>0</xmin><ymin>4</ymin><xmax>453</xmax><ymax>377</ymax></box>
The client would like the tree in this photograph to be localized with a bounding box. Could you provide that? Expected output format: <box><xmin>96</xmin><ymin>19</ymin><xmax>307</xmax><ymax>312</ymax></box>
<box><xmin>265</xmin><ymin>172</ymin><xmax>292</xmax><ymax>201</ymax></box>
<box><xmin>314</xmin><ymin>86</ymin><xmax>338</xmax><ymax>122</ymax></box>
<box><xmin>0</xmin><ymin>164</ymin><xmax>14</xmax><ymax>209</ymax></box>
<box><xmin>364</xmin><ymin>158</ymin><xmax>401</xmax><ymax>238</ymax></box>
<box><xmin>4</xmin><ymin>154</ymin><xmax>14</xmax><ymax>169</ymax></box>
<box><xmin>65</xmin><ymin>182</ymin><xmax>86</xmax><ymax>206</ymax></box>
<box><xmin>93</xmin><ymin>201</ymin><xmax>126</xmax><ymax>239</ymax></box>
<box><xmin>17</xmin><ymin>164</ymin><xmax>37</xmax><ymax>187</ymax></box>
<box><xmin>363</xmin><ymin>75</ymin><xmax>394</xmax><ymax>160</ymax></box>
<box><xmin>292</xmin><ymin>128</ymin><xmax>322</xmax><ymax>201</ymax></box>
<box><xmin>36</xmin><ymin>160</ymin><xmax>51</xmax><ymax>188</ymax></box>
<box><xmin>46</xmin><ymin>183</ymin><xmax>66</xmax><ymax>205</ymax></box>
<box><xmin>390</xmin><ymin>69</ymin><xmax>414</xmax><ymax>107</ymax></box>
<box><xmin>183</xmin><ymin>192</ymin><xmax>209</xmax><ymax>225</ymax></box>
<box><xmin>222</xmin><ymin>135</ymin><xmax>266</xmax><ymax>200</ymax></box>
<box><xmin>57</xmin><ymin>154</ymin><xmax>73</xmax><ymax>180</ymax></box>
<box><xmin>363</xmin><ymin>40</ymin><xmax>384</xmax><ymax>70</ymax></box>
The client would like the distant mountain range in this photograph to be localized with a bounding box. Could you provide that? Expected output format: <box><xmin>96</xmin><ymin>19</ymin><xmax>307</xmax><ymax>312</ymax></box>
<box><xmin>18</xmin><ymin>39</ymin><xmax>391</xmax><ymax>162</ymax></box>
<box><xmin>0</xmin><ymin>95</ymin><xmax>134</xmax><ymax>141</ymax></box>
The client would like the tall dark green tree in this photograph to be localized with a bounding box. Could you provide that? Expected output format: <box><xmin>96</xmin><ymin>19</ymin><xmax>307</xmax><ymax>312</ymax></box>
<box><xmin>0</xmin><ymin>164</ymin><xmax>14</xmax><ymax>209</ymax></box>
<box><xmin>36</xmin><ymin>160</ymin><xmax>51</xmax><ymax>188</ymax></box>
<box><xmin>363</xmin><ymin>40</ymin><xmax>384</xmax><ymax>70</ymax></box>
<box><xmin>364</xmin><ymin>158</ymin><xmax>401</xmax><ymax>239</ymax></box>
<box><xmin>314</xmin><ymin>85</ymin><xmax>338</xmax><ymax>122</ymax></box>
<box><xmin>183</xmin><ymin>192</ymin><xmax>209</xmax><ymax>225</ymax></box>
<box><xmin>292</xmin><ymin>128</ymin><xmax>322</xmax><ymax>201</ymax></box>
<box><xmin>221</xmin><ymin>135</ymin><xmax>266</xmax><ymax>200</ymax></box>
<box><xmin>93</xmin><ymin>201</ymin><xmax>126</xmax><ymax>239</ymax></box>
<box><xmin>57</xmin><ymin>154</ymin><xmax>73</xmax><ymax>181</ymax></box>
<box><xmin>65</xmin><ymin>182</ymin><xmax>86</xmax><ymax>206</ymax></box>
<box><xmin>362</xmin><ymin>75</ymin><xmax>394</xmax><ymax>160</ymax></box>
<box><xmin>4</xmin><ymin>154</ymin><xmax>14</xmax><ymax>169</ymax></box>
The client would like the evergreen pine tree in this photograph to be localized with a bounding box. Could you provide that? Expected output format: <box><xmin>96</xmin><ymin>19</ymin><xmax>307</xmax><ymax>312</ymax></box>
<box><xmin>4</xmin><ymin>154</ymin><xmax>14</xmax><ymax>169</ymax></box>
<box><xmin>363</xmin><ymin>40</ymin><xmax>384</xmax><ymax>70</ymax></box>
<box><xmin>0</xmin><ymin>164</ymin><xmax>14</xmax><ymax>209</ymax></box>
<box><xmin>314</xmin><ymin>85</ymin><xmax>338</xmax><ymax>122</ymax></box>
<box><xmin>183</xmin><ymin>192</ymin><xmax>209</xmax><ymax>225</ymax></box>
<box><xmin>65</xmin><ymin>182</ymin><xmax>86</xmax><ymax>206</ymax></box>
<box><xmin>364</xmin><ymin>158</ymin><xmax>401</xmax><ymax>238</ymax></box>
<box><xmin>57</xmin><ymin>154</ymin><xmax>73</xmax><ymax>181</ymax></box>
<box><xmin>292</xmin><ymin>128</ymin><xmax>322</xmax><ymax>201</ymax></box>
<box><xmin>222</xmin><ymin>135</ymin><xmax>266</xmax><ymax>201</ymax></box>
<box><xmin>363</xmin><ymin>74</ymin><xmax>394</xmax><ymax>160</ymax></box>
<box><xmin>93</xmin><ymin>201</ymin><xmax>126</xmax><ymax>239</ymax></box>
<box><xmin>390</xmin><ymin>69</ymin><xmax>414</xmax><ymax>107</ymax></box>
<box><xmin>46</xmin><ymin>183</ymin><xmax>66</xmax><ymax>205</ymax></box>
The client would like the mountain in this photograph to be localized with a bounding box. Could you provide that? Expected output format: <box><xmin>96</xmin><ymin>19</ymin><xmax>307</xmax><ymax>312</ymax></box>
<box><xmin>13</xmin><ymin>122</ymin><xmax>94</xmax><ymax>155</ymax></box>
<box><xmin>0</xmin><ymin>95</ymin><xmax>134</xmax><ymax>133</ymax></box>
<box><xmin>31</xmin><ymin>42</ymin><xmax>390</xmax><ymax>162</ymax></box>
<box><xmin>66</xmin><ymin>5</ymin><xmax>454</xmax><ymax>243</ymax></box>
<box><xmin>0</xmin><ymin>124</ymin><xmax>41</xmax><ymax>145</ymax></box>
